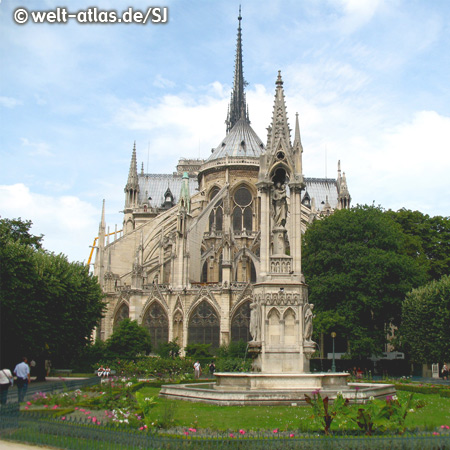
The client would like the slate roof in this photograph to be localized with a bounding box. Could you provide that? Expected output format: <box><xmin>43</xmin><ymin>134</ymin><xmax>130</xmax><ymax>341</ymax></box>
<box><xmin>305</xmin><ymin>178</ymin><xmax>339</xmax><ymax>210</ymax></box>
<box><xmin>139</xmin><ymin>172</ymin><xmax>338</xmax><ymax>212</ymax></box>
<box><xmin>138</xmin><ymin>174</ymin><xmax>198</xmax><ymax>208</ymax></box>
<box><xmin>207</xmin><ymin>118</ymin><xmax>265</xmax><ymax>162</ymax></box>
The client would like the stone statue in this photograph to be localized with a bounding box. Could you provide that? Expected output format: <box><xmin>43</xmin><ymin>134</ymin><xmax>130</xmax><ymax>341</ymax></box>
<box><xmin>303</xmin><ymin>303</ymin><xmax>315</xmax><ymax>341</ymax></box>
<box><xmin>249</xmin><ymin>300</ymin><xmax>261</xmax><ymax>342</ymax></box>
<box><xmin>272</xmin><ymin>182</ymin><xmax>287</xmax><ymax>228</ymax></box>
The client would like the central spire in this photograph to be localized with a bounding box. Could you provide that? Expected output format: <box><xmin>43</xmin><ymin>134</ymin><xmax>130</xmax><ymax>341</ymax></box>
<box><xmin>226</xmin><ymin>6</ymin><xmax>249</xmax><ymax>133</ymax></box>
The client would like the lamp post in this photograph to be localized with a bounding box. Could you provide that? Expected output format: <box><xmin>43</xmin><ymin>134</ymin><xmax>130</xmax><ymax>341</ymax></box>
<box><xmin>331</xmin><ymin>332</ymin><xmax>336</xmax><ymax>372</ymax></box>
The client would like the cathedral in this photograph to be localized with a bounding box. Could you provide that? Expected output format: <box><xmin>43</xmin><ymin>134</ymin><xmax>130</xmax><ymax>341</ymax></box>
<box><xmin>93</xmin><ymin>12</ymin><xmax>351</xmax><ymax>352</ymax></box>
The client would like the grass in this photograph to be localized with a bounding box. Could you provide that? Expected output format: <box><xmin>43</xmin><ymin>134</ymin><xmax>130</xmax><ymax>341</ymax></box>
<box><xmin>138</xmin><ymin>386</ymin><xmax>450</xmax><ymax>433</ymax></box>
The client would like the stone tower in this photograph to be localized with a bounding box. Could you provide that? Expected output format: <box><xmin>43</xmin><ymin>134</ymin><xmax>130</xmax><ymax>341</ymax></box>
<box><xmin>251</xmin><ymin>72</ymin><xmax>316</xmax><ymax>373</ymax></box>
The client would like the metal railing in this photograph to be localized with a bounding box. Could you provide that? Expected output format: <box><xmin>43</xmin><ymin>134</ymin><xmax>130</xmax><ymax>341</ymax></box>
<box><xmin>1</xmin><ymin>404</ymin><xmax>449</xmax><ymax>450</ymax></box>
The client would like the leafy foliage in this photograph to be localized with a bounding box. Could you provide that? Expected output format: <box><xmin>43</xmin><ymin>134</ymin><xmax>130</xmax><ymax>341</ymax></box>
<box><xmin>105</xmin><ymin>319</ymin><xmax>152</xmax><ymax>358</ymax></box>
<box><xmin>0</xmin><ymin>217</ymin><xmax>43</xmax><ymax>249</ymax></box>
<box><xmin>217</xmin><ymin>339</ymin><xmax>248</xmax><ymax>358</ymax></box>
<box><xmin>184</xmin><ymin>343</ymin><xmax>212</xmax><ymax>358</ymax></box>
<box><xmin>304</xmin><ymin>391</ymin><xmax>349</xmax><ymax>435</ymax></box>
<box><xmin>400</xmin><ymin>275</ymin><xmax>450</xmax><ymax>363</ymax></box>
<box><xmin>387</xmin><ymin>209</ymin><xmax>450</xmax><ymax>281</ymax></box>
<box><xmin>0</xmin><ymin>218</ymin><xmax>104</xmax><ymax>371</ymax></box>
<box><xmin>156</xmin><ymin>339</ymin><xmax>180</xmax><ymax>359</ymax></box>
<box><xmin>302</xmin><ymin>205</ymin><xmax>427</xmax><ymax>359</ymax></box>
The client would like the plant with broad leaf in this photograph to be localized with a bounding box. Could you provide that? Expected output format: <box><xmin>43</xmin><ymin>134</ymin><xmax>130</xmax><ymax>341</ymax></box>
<box><xmin>304</xmin><ymin>390</ymin><xmax>349</xmax><ymax>435</ymax></box>
<box><xmin>352</xmin><ymin>394</ymin><xmax>414</xmax><ymax>435</ymax></box>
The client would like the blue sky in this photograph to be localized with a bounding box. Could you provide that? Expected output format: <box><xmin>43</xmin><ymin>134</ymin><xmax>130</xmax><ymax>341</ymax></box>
<box><xmin>1</xmin><ymin>0</ymin><xmax>450</xmax><ymax>263</ymax></box>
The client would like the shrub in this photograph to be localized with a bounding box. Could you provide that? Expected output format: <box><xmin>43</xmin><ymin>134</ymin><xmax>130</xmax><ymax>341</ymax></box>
<box><xmin>184</xmin><ymin>343</ymin><xmax>212</xmax><ymax>358</ymax></box>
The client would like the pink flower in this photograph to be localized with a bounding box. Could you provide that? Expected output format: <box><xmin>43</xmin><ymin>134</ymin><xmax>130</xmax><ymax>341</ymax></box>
<box><xmin>239</xmin><ymin>429</ymin><xmax>245</xmax><ymax>435</ymax></box>
<box><xmin>386</xmin><ymin>395</ymin><xmax>393</xmax><ymax>401</ymax></box>
<box><xmin>26</xmin><ymin>401</ymin><xmax>31</xmax><ymax>405</ymax></box>
<box><xmin>433</xmin><ymin>432</ymin><xmax>440</xmax><ymax>436</ymax></box>
<box><xmin>144</xmin><ymin>425</ymin><xmax>147</xmax><ymax>429</ymax></box>
<box><xmin>87</xmin><ymin>411</ymin><xmax>91</xmax><ymax>414</ymax></box>
<box><xmin>87</xmin><ymin>416</ymin><xmax>91</xmax><ymax>419</ymax></box>
<box><xmin>75</xmin><ymin>407</ymin><xmax>79</xmax><ymax>410</ymax></box>
<box><xmin>44</xmin><ymin>405</ymin><xmax>48</xmax><ymax>408</ymax></box>
<box><xmin>290</xmin><ymin>433</ymin><xmax>295</xmax><ymax>438</ymax></box>
<box><xmin>229</xmin><ymin>433</ymin><xmax>235</xmax><ymax>438</ymax></box>
<box><xmin>80</xmin><ymin>409</ymin><xmax>85</xmax><ymax>412</ymax></box>
<box><xmin>189</xmin><ymin>428</ymin><xmax>197</xmax><ymax>432</ymax></box>
<box><xmin>25</xmin><ymin>406</ymin><xmax>29</xmax><ymax>410</ymax></box>
<box><xmin>139</xmin><ymin>427</ymin><xmax>144</xmax><ymax>431</ymax></box>
<box><xmin>92</xmin><ymin>417</ymin><xmax>97</xmax><ymax>423</ymax></box>
<box><xmin>52</xmin><ymin>405</ymin><xmax>58</xmax><ymax>409</ymax></box>
<box><xmin>184</xmin><ymin>432</ymin><xmax>189</xmax><ymax>436</ymax></box>
<box><xmin>61</xmin><ymin>417</ymin><xmax>66</xmax><ymax>420</ymax></box>
<box><xmin>273</xmin><ymin>429</ymin><xmax>278</xmax><ymax>433</ymax></box>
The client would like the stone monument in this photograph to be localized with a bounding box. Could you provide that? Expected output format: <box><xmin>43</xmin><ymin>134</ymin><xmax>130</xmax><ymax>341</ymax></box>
<box><xmin>160</xmin><ymin>73</ymin><xmax>395</xmax><ymax>404</ymax></box>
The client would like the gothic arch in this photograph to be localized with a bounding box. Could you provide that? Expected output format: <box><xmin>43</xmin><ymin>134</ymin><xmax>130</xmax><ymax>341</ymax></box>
<box><xmin>267</xmin><ymin>307</ymin><xmax>281</xmax><ymax>346</ymax></box>
<box><xmin>113</xmin><ymin>301</ymin><xmax>129</xmax><ymax>330</ymax></box>
<box><xmin>187</xmin><ymin>299</ymin><xmax>220</xmax><ymax>349</ymax></box>
<box><xmin>188</xmin><ymin>287</ymin><xmax>221</xmax><ymax>319</ymax></box>
<box><xmin>141</xmin><ymin>300</ymin><xmax>169</xmax><ymax>349</ymax></box>
<box><xmin>283</xmin><ymin>307</ymin><xmax>297</xmax><ymax>345</ymax></box>
<box><xmin>230</xmin><ymin>299</ymin><xmax>251</xmax><ymax>342</ymax></box>
<box><xmin>283</xmin><ymin>307</ymin><xmax>296</xmax><ymax>320</ymax></box>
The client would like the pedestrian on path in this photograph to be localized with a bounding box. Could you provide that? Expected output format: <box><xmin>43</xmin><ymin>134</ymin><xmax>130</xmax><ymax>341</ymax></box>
<box><xmin>14</xmin><ymin>357</ymin><xmax>30</xmax><ymax>403</ymax></box>
<box><xmin>0</xmin><ymin>368</ymin><xmax>13</xmax><ymax>405</ymax></box>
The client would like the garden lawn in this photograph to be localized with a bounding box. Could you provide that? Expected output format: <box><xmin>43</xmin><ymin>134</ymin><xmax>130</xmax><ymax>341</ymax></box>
<box><xmin>139</xmin><ymin>387</ymin><xmax>450</xmax><ymax>433</ymax></box>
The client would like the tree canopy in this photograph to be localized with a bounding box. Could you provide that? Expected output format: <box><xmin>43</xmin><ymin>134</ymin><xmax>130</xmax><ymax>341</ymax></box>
<box><xmin>0</xmin><ymin>218</ymin><xmax>104</xmax><ymax>372</ymax></box>
<box><xmin>105</xmin><ymin>319</ymin><xmax>152</xmax><ymax>358</ymax></box>
<box><xmin>302</xmin><ymin>205</ymin><xmax>427</xmax><ymax>359</ymax></box>
<box><xmin>387</xmin><ymin>209</ymin><xmax>450</xmax><ymax>281</ymax></box>
<box><xmin>400</xmin><ymin>275</ymin><xmax>450</xmax><ymax>364</ymax></box>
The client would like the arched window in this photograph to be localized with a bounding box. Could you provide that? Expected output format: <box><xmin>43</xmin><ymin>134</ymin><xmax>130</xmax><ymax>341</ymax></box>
<box><xmin>113</xmin><ymin>303</ymin><xmax>129</xmax><ymax>329</ymax></box>
<box><xmin>231</xmin><ymin>301</ymin><xmax>251</xmax><ymax>342</ymax></box>
<box><xmin>188</xmin><ymin>301</ymin><xmax>220</xmax><ymax>349</ymax></box>
<box><xmin>232</xmin><ymin>186</ymin><xmax>253</xmax><ymax>232</ymax></box>
<box><xmin>142</xmin><ymin>302</ymin><xmax>169</xmax><ymax>349</ymax></box>
<box><xmin>208</xmin><ymin>187</ymin><xmax>223</xmax><ymax>232</ymax></box>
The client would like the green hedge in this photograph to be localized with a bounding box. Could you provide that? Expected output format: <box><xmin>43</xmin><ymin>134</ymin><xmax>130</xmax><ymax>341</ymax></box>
<box><xmin>394</xmin><ymin>383</ymin><xmax>450</xmax><ymax>397</ymax></box>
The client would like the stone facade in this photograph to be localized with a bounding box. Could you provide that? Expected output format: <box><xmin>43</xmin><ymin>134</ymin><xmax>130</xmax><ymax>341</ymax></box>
<box><xmin>93</xmin><ymin>13</ymin><xmax>351</xmax><ymax>353</ymax></box>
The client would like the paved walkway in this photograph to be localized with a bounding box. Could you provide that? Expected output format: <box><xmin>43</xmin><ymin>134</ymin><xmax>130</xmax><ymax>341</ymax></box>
<box><xmin>0</xmin><ymin>441</ymin><xmax>54</xmax><ymax>449</ymax></box>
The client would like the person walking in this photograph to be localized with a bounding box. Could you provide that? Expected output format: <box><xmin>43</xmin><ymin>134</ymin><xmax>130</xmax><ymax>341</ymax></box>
<box><xmin>0</xmin><ymin>368</ymin><xmax>13</xmax><ymax>405</ymax></box>
<box><xmin>193</xmin><ymin>361</ymin><xmax>201</xmax><ymax>379</ymax></box>
<box><xmin>442</xmin><ymin>363</ymin><xmax>449</xmax><ymax>381</ymax></box>
<box><xmin>14</xmin><ymin>357</ymin><xmax>30</xmax><ymax>403</ymax></box>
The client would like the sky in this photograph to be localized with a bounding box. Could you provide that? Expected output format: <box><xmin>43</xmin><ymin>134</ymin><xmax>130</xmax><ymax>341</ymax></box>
<box><xmin>1</xmin><ymin>0</ymin><xmax>450</xmax><ymax>264</ymax></box>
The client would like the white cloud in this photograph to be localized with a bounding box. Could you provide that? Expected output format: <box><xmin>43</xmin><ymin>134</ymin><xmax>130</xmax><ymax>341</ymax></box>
<box><xmin>0</xmin><ymin>183</ymin><xmax>99</xmax><ymax>263</ymax></box>
<box><xmin>0</xmin><ymin>96</ymin><xmax>22</xmax><ymax>108</ymax></box>
<box><xmin>20</xmin><ymin>138</ymin><xmax>52</xmax><ymax>157</ymax></box>
<box><xmin>343</xmin><ymin>110</ymin><xmax>450</xmax><ymax>214</ymax></box>
<box><xmin>329</xmin><ymin>0</ymin><xmax>386</xmax><ymax>33</ymax></box>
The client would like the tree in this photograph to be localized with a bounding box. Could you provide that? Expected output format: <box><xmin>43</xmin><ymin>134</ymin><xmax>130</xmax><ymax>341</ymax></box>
<box><xmin>400</xmin><ymin>275</ymin><xmax>450</xmax><ymax>364</ymax></box>
<box><xmin>0</xmin><ymin>218</ymin><xmax>105</xmax><ymax>378</ymax></box>
<box><xmin>0</xmin><ymin>217</ymin><xmax>43</xmax><ymax>249</ymax></box>
<box><xmin>387</xmin><ymin>209</ymin><xmax>450</xmax><ymax>281</ymax></box>
<box><xmin>105</xmin><ymin>319</ymin><xmax>152</xmax><ymax>358</ymax></box>
<box><xmin>302</xmin><ymin>205</ymin><xmax>427</xmax><ymax>359</ymax></box>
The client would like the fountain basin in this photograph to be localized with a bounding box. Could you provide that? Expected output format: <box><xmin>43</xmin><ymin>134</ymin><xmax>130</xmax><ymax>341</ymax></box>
<box><xmin>159</xmin><ymin>373</ymin><xmax>395</xmax><ymax>405</ymax></box>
